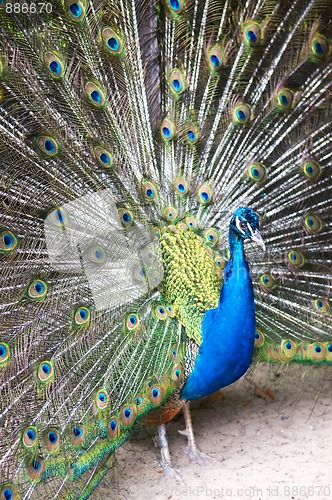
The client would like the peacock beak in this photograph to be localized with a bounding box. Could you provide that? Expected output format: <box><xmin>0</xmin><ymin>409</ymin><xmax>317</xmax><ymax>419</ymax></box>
<box><xmin>250</xmin><ymin>230</ymin><xmax>265</xmax><ymax>251</ymax></box>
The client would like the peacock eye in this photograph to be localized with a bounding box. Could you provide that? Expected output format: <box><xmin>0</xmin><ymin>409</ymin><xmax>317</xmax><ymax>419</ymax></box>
<box><xmin>240</xmin><ymin>221</ymin><xmax>247</xmax><ymax>230</ymax></box>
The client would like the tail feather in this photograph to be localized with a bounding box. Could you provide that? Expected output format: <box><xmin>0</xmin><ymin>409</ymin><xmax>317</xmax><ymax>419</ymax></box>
<box><xmin>0</xmin><ymin>0</ymin><xmax>332</xmax><ymax>497</ymax></box>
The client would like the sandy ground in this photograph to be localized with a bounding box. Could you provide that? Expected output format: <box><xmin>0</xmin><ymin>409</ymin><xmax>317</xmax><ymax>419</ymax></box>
<box><xmin>99</xmin><ymin>364</ymin><xmax>332</xmax><ymax>500</ymax></box>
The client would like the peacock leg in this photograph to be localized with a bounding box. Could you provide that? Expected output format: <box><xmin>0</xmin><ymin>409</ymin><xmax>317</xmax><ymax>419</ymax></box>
<box><xmin>179</xmin><ymin>402</ymin><xmax>214</xmax><ymax>466</ymax></box>
<box><xmin>154</xmin><ymin>424</ymin><xmax>183</xmax><ymax>481</ymax></box>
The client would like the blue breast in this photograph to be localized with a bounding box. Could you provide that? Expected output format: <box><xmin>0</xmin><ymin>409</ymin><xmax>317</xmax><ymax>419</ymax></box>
<box><xmin>181</xmin><ymin>239</ymin><xmax>256</xmax><ymax>400</ymax></box>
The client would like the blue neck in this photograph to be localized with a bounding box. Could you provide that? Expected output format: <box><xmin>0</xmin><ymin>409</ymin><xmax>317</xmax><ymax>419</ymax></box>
<box><xmin>223</xmin><ymin>231</ymin><xmax>248</xmax><ymax>293</ymax></box>
<box><xmin>181</xmin><ymin>231</ymin><xmax>256</xmax><ymax>400</ymax></box>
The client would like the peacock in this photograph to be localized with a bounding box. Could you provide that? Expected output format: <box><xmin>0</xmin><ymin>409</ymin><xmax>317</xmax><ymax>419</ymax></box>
<box><xmin>0</xmin><ymin>0</ymin><xmax>331</xmax><ymax>498</ymax></box>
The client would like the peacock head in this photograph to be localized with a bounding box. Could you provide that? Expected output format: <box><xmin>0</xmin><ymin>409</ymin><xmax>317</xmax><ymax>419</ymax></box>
<box><xmin>230</xmin><ymin>207</ymin><xmax>265</xmax><ymax>250</ymax></box>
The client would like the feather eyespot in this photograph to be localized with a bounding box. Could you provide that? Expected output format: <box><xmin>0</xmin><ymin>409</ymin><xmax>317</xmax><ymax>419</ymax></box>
<box><xmin>215</xmin><ymin>254</ymin><xmax>224</xmax><ymax>268</ymax></box>
<box><xmin>96</xmin><ymin>390</ymin><xmax>109</xmax><ymax>410</ymax></box>
<box><xmin>204</xmin><ymin>229</ymin><xmax>219</xmax><ymax>245</ymax></box>
<box><xmin>259</xmin><ymin>273</ymin><xmax>278</xmax><ymax>290</ymax></box>
<box><xmin>167</xmin><ymin>0</ymin><xmax>184</xmax><ymax>13</ymax></box>
<box><xmin>108</xmin><ymin>418</ymin><xmax>119</xmax><ymax>438</ymax></box>
<box><xmin>281</xmin><ymin>339</ymin><xmax>297</xmax><ymax>359</ymax></box>
<box><xmin>167</xmin><ymin>305</ymin><xmax>175</xmax><ymax>318</ymax></box>
<box><xmin>170</xmin><ymin>346</ymin><xmax>178</xmax><ymax>359</ymax></box>
<box><xmin>120</xmin><ymin>405</ymin><xmax>136</xmax><ymax>426</ymax></box>
<box><xmin>214</xmin><ymin>254</ymin><xmax>224</xmax><ymax>267</ymax></box>
<box><xmin>169</xmin><ymin>68</ymin><xmax>186</xmax><ymax>95</ymax></box>
<box><xmin>186</xmin><ymin>130</ymin><xmax>196</xmax><ymax>142</ymax></box>
<box><xmin>171</xmin><ymin>365</ymin><xmax>183</xmax><ymax>385</ymax></box>
<box><xmin>287</xmin><ymin>250</ymin><xmax>304</xmax><ymax>268</ymax></box>
<box><xmin>233</xmin><ymin>103</ymin><xmax>251</xmax><ymax>124</ymax></box>
<box><xmin>85</xmin><ymin>82</ymin><xmax>105</xmax><ymax>108</ymax></box>
<box><xmin>277</xmin><ymin>88</ymin><xmax>294</xmax><ymax>110</ymax></box>
<box><xmin>43</xmin><ymin>429</ymin><xmax>60</xmax><ymax>452</ymax></box>
<box><xmin>66</xmin><ymin>1</ymin><xmax>86</xmax><ymax>21</ymax></box>
<box><xmin>135</xmin><ymin>397</ymin><xmax>143</xmax><ymax>407</ymax></box>
<box><xmin>155</xmin><ymin>305</ymin><xmax>167</xmax><ymax>320</ymax></box>
<box><xmin>149</xmin><ymin>385</ymin><xmax>163</xmax><ymax>404</ymax></box>
<box><xmin>0</xmin><ymin>229</ymin><xmax>18</xmax><ymax>252</ymax></box>
<box><xmin>185</xmin><ymin>216</ymin><xmax>197</xmax><ymax>229</ymax></box>
<box><xmin>46</xmin><ymin>430</ymin><xmax>59</xmax><ymax>445</ymax></box>
<box><xmin>254</xmin><ymin>329</ymin><xmax>265</xmax><ymax>347</ymax></box>
<box><xmin>313</xmin><ymin>298</ymin><xmax>330</xmax><ymax>315</ymax></box>
<box><xmin>69</xmin><ymin>425</ymin><xmax>86</xmax><ymax>445</ymax></box>
<box><xmin>0</xmin><ymin>485</ymin><xmax>19</xmax><ymax>500</ymax></box>
<box><xmin>72</xmin><ymin>427</ymin><xmax>82</xmax><ymax>437</ymax></box>
<box><xmin>37</xmin><ymin>361</ymin><xmax>54</xmax><ymax>383</ymax></box>
<box><xmin>302</xmin><ymin>160</ymin><xmax>321</xmax><ymax>180</ymax></box>
<box><xmin>25</xmin><ymin>457</ymin><xmax>45</xmax><ymax>480</ymax></box>
<box><xmin>88</xmin><ymin>246</ymin><xmax>106</xmax><ymax>264</ymax></box>
<box><xmin>184</xmin><ymin>123</ymin><xmax>199</xmax><ymax>144</ymax></box>
<box><xmin>135</xmin><ymin>396</ymin><xmax>147</xmax><ymax>413</ymax></box>
<box><xmin>22</xmin><ymin>426</ymin><xmax>38</xmax><ymax>450</ymax></box>
<box><xmin>197</xmin><ymin>183</ymin><xmax>213</xmax><ymax>204</ymax></box>
<box><xmin>161</xmin><ymin>117</ymin><xmax>176</xmax><ymax>141</ymax></box>
<box><xmin>48</xmin><ymin>208</ymin><xmax>67</xmax><ymax>227</ymax></box>
<box><xmin>207</xmin><ymin>45</ymin><xmax>224</xmax><ymax>72</ymax></box>
<box><xmin>146</xmin><ymin>378</ymin><xmax>153</xmax><ymax>389</ymax></box>
<box><xmin>304</xmin><ymin>214</ymin><xmax>322</xmax><ymax>234</ymax></box>
<box><xmin>0</xmin><ymin>342</ymin><xmax>10</xmax><ymax>366</ymax></box>
<box><xmin>161</xmin><ymin>126</ymin><xmax>171</xmax><ymax>139</ymax></box>
<box><xmin>142</xmin><ymin>180</ymin><xmax>158</xmax><ymax>201</ymax></box>
<box><xmin>44</xmin><ymin>52</ymin><xmax>64</xmax><ymax>78</ymax></box>
<box><xmin>174</xmin><ymin>176</ymin><xmax>188</xmax><ymax>195</ymax></box>
<box><xmin>325</xmin><ymin>343</ymin><xmax>332</xmax><ymax>361</ymax></box>
<box><xmin>93</xmin><ymin>146</ymin><xmax>113</xmax><ymax>168</ymax></box>
<box><xmin>140</xmin><ymin>244</ymin><xmax>157</xmax><ymax>265</ymax></box>
<box><xmin>132</xmin><ymin>264</ymin><xmax>147</xmax><ymax>284</ymax></box>
<box><xmin>102</xmin><ymin>28</ymin><xmax>124</xmax><ymax>55</ymax></box>
<box><xmin>309</xmin><ymin>342</ymin><xmax>327</xmax><ymax>361</ymax></box>
<box><xmin>266</xmin><ymin>344</ymin><xmax>281</xmax><ymax>361</ymax></box>
<box><xmin>311</xmin><ymin>34</ymin><xmax>329</xmax><ymax>60</ymax></box>
<box><xmin>126</xmin><ymin>313</ymin><xmax>140</xmax><ymax>331</ymax></box>
<box><xmin>37</xmin><ymin>136</ymin><xmax>59</xmax><ymax>156</ymax></box>
<box><xmin>28</xmin><ymin>279</ymin><xmax>48</xmax><ymax>300</ymax></box>
<box><xmin>243</xmin><ymin>22</ymin><xmax>261</xmax><ymax>46</ymax></box>
<box><xmin>118</xmin><ymin>208</ymin><xmax>134</xmax><ymax>227</ymax></box>
<box><xmin>151</xmin><ymin>226</ymin><xmax>161</xmax><ymax>239</ymax></box>
<box><xmin>163</xmin><ymin>206</ymin><xmax>178</xmax><ymax>221</ymax></box>
<box><xmin>74</xmin><ymin>306</ymin><xmax>91</xmax><ymax>326</ymax></box>
<box><xmin>248</xmin><ymin>163</ymin><xmax>266</xmax><ymax>182</ymax></box>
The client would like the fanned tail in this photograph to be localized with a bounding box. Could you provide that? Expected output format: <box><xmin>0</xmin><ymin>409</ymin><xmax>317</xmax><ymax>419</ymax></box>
<box><xmin>0</xmin><ymin>0</ymin><xmax>332</xmax><ymax>498</ymax></box>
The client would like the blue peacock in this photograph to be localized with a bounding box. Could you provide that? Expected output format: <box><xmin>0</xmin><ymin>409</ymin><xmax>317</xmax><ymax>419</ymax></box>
<box><xmin>0</xmin><ymin>0</ymin><xmax>331</xmax><ymax>498</ymax></box>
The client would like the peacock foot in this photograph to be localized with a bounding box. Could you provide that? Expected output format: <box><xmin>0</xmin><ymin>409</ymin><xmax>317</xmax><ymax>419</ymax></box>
<box><xmin>155</xmin><ymin>424</ymin><xmax>184</xmax><ymax>483</ymax></box>
<box><xmin>179</xmin><ymin>428</ymin><xmax>214</xmax><ymax>466</ymax></box>
<box><xmin>161</xmin><ymin>461</ymin><xmax>184</xmax><ymax>482</ymax></box>
<box><xmin>179</xmin><ymin>402</ymin><xmax>217</xmax><ymax>466</ymax></box>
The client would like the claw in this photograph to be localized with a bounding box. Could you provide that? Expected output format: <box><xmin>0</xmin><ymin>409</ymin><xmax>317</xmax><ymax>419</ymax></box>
<box><xmin>161</xmin><ymin>462</ymin><xmax>184</xmax><ymax>483</ymax></box>
<box><xmin>182</xmin><ymin>443</ymin><xmax>214</xmax><ymax>466</ymax></box>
